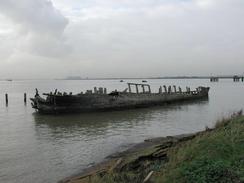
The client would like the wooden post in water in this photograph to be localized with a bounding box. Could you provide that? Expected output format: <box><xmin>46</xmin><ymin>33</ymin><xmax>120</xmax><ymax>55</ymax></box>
<box><xmin>5</xmin><ymin>93</ymin><xmax>8</xmax><ymax>106</ymax></box>
<box><xmin>135</xmin><ymin>84</ymin><xmax>139</xmax><ymax>94</ymax></box>
<box><xmin>186</xmin><ymin>87</ymin><xmax>190</xmax><ymax>93</ymax></box>
<box><xmin>148</xmin><ymin>85</ymin><xmax>151</xmax><ymax>93</ymax></box>
<box><xmin>128</xmin><ymin>83</ymin><xmax>131</xmax><ymax>93</ymax></box>
<box><xmin>178</xmin><ymin>87</ymin><xmax>182</xmax><ymax>93</ymax></box>
<box><xmin>159</xmin><ymin>86</ymin><xmax>162</xmax><ymax>94</ymax></box>
<box><xmin>98</xmin><ymin>87</ymin><xmax>103</xmax><ymax>94</ymax></box>
<box><xmin>24</xmin><ymin>93</ymin><xmax>27</xmax><ymax>104</ymax></box>
<box><xmin>94</xmin><ymin>87</ymin><xmax>97</xmax><ymax>94</ymax></box>
<box><xmin>168</xmin><ymin>86</ymin><xmax>171</xmax><ymax>94</ymax></box>
<box><xmin>142</xmin><ymin>85</ymin><xmax>145</xmax><ymax>93</ymax></box>
<box><xmin>163</xmin><ymin>85</ymin><xmax>167</xmax><ymax>93</ymax></box>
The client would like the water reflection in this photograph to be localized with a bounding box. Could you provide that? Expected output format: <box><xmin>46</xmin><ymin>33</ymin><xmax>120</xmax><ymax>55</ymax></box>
<box><xmin>33</xmin><ymin>98</ymin><xmax>209</xmax><ymax>138</ymax></box>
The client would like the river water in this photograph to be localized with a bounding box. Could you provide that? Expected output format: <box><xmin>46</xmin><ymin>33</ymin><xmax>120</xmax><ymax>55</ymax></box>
<box><xmin>0</xmin><ymin>79</ymin><xmax>243</xmax><ymax>183</ymax></box>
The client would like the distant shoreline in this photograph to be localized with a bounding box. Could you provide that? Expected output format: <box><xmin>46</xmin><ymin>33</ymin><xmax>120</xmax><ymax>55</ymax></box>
<box><xmin>0</xmin><ymin>75</ymin><xmax>243</xmax><ymax>81</ymax></box>
<box><xmin>62</xmin><ymin>75</ymin><xmax>243</xmax><ymax>80</ymax></box>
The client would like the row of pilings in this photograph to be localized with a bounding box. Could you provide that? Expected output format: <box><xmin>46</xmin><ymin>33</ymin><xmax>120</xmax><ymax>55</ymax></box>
<box><xmin>4</xmin><ymin>93</ymin><xmax>27</xmax><ymax>106</ymax></box>
<box><xmin>210</xmin><ymin>76</ymin><xmax>244</xmax><ymax>82</ymax></box>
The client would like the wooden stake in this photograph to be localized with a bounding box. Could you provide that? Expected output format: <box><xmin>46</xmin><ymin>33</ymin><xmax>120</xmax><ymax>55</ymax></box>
<box><xmin>5</xmin><ymin>93</ymin><xmax>8</xmax><ymax>106</ymax></box>
<box><xmin>24</xmin><ymin>93</ymin><xmax>27</xmax><ymax>104</ymax></box>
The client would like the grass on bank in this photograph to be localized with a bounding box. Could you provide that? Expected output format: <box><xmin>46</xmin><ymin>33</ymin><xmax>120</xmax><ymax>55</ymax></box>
<box><xmin>91</xmin><ymin>112</ymin><xmax>244</xmax><ymax>183</ymax></box>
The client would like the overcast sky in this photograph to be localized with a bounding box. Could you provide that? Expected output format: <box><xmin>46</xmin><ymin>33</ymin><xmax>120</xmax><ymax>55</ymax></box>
<box><xmin>0</xmin><ymin>0</ymin><xmax>243</xmax><ymax>79</ymax></box>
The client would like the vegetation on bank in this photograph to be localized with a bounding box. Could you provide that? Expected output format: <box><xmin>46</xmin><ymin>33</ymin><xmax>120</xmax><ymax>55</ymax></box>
<box><xmin>65</xmin><ymin>111</ymin><xmax>244</xmax><ymax>183</ymax></box>
<box><xmin>153</xmin><ymin>111</ymin><xmax>244</xmax><ymax>183</ymax></box>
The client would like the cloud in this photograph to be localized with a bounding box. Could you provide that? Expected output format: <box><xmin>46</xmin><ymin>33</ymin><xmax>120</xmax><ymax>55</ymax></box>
<box><xmin>0</xmin><ymin>0</ymin><xmax>244</xmax><ymax>78</ymax></box>
<box><xmin>0</xmin><ymin>0</ymin><xmax>70</xmax><ymax>58</ymax></box>
<box><xmin>0</xmin><ymin>0</ymin><xmax>68</xmax><ymax>35</ymax></box>
<box><xmin>62</xmin><ymin>0</ymin><xmax>244</xmax><ymax>76</ymax></box>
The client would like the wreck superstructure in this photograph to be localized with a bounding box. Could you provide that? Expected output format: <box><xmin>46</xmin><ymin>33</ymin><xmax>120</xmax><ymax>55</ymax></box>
<box><xmin>30</xmin><ymin>83</ymin><xmax>210</xmax><ymax>114</ymax></box>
